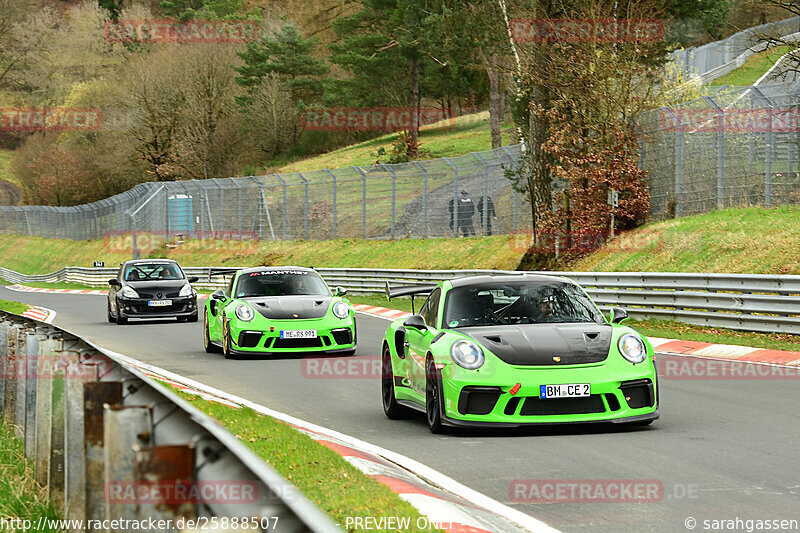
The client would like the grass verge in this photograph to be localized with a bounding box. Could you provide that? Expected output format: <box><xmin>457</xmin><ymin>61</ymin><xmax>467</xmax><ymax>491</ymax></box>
<box><xmin>0</xmin><ymin>299</ymin><xmax>28</xmax><ymax>314</ymax></box>
<box><xmin>0</xmin><ymin>234</ymin><xmax>524</xmax><ymax>275</ymax></box>
<box><xmin>275</xmin><ymin>112</ymin><xmax>514</xmax><ymax>173</ymax></box>
<box><xmin>573</xmin><ymin>206</ymin><xmax>800</xmax><ymax>274</ymax></box>
<box><xmin>0</xmin><ymin>420</ymin><xmax>61</xmax><ymax>531</ymax></box>
<box><xmin>168</xmin><ymin>390</ymin><xmax>439</xmax><ymax>532</ymax></box>
<box><xmin>710</xmin><ymin>44</ymin><xmax>796</xmax><ymax>86</ymax></box>
<box><xmin>629</xmin><ymin>318</ymin><xmax>800</xmax><ymax>353</ymax></box>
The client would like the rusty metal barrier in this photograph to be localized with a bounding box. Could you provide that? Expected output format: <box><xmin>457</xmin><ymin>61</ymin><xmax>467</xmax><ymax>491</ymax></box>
<box><xmin>0</xmin><ymin>310</ymin><xmax>341</xmax><ymax>533</ymax></box>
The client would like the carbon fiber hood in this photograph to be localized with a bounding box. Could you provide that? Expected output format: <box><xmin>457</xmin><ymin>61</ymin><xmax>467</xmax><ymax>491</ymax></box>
<box><xmin>459</xmin><ymin>323</ymin><xmax>612</xmax><ymax>366</ymax></box>
<box><xmin>246</xmin><ymin>296</ymin><xmax>332</xmax><ymax>319</ymax></box>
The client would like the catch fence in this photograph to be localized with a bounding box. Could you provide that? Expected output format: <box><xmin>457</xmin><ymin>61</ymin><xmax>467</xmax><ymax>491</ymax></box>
<box><xmin>0</xmin><ymin>145</ymin><xmax>527</xmax><ymax>244</ymax></box>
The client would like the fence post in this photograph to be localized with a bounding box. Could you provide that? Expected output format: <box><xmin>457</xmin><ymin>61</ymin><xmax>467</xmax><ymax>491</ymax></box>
<box><xmin>664</xmin><ymin>108</ymin><xmax>684</xmax><ymax>217</ymax></box>
<box><xmin>473</xmin><ymin>153</ymin><xmax>490</xmax><ymax>235</ymax></box>
<box><xmin>444</xmin><ymin>157</ymin><xmax>458</xmax><ymax>236</ymax></box>
<box><xmin>323</xmin><ymin>169</ymin><xmax>338</xmax><ymax>239</ymax></box>
<box><xmin>766</xmin><ymin>106</ymin><xmax>774</xmax><ymax>207</ymax></box>
<box><xmin>501</xmin><ymin>146</ymin><xmax>519</xmax><ymax>231</ymax></box>
<box><xmin>238</xmin><ymin>180</ymin><xmax>243</xmax><ymax>233</ymax></box>
<box><xmin>379</xmin><ymin>165</ymin><xmax>397</xmax><ymax>238</ymax></box>
<box><xmin>353</xmin><ymin>167</ymin><xmax>368</xmax><ymax>239</ymax></box>
<box><xmin>297</xmin><ymin>173</ymin><xmax>309</xmax><ymax>240</ymax></box>
<box><xmin>274</xmin><ymin>174</ymin><xmax>288</xmax><ymax>240</ymax></box>
<box><xmin>704</xmin><ymin>96</ymin><xmax>725</xmax><ymax>209</ymax></box>
<box><xmin>412</xmin><ymin>162</ymin><xmax>428</xmax><ymax>237</ymax></box>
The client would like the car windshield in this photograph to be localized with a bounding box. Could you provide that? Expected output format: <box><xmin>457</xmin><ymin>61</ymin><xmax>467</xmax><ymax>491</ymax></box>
<box><xmin>234</xmin><ymin>270</ymin><xmax>329</xmax><ymax>298</ymax></box>
<box><xmin>443</xmin><ymin>281</ymin><xmax>604</xmax><ymax>328</ymax></box>
<box><xmin>124</xmin><ymin>263</ymin><xmax>184</xmax><ymax>282</ymax></box>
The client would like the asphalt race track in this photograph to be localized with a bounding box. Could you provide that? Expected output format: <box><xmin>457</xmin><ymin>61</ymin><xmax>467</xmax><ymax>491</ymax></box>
<box><xmin>4</xmin><ymin>287</ymin><xmax>799</xmax><ymax>533</ymax></box>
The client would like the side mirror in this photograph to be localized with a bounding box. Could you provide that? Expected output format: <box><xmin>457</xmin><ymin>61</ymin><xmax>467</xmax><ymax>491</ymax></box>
<box><xmin>403</xmin><ymin>314</ymin><xmax>427</xmax><ymax>331</ymax></box>
<box><xmin>610</xmin><ymin>307</ymin><xmax>628</xmax><ymax>324</ymax></box>
<box><xmin>187</xmin><ymin>276</ymin><xmax>199</xmax><ymax>283</ymax></box>
<box><xmin>211</xmin><ymin>289</ymin><xmax>226</xmax><ymax>301</ymax></box>
<box><xmin>108</xmin><ymin>279</ymin><xmax>120</xmax><ymax>287</ymax></box>
<box><xmin>335</xmin><ymin>286</ymin><xmax>347</xmax><ymax>297</ymax></box>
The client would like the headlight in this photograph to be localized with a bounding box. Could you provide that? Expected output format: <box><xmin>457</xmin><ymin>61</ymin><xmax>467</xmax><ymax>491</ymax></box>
<box><xmin>450</xmin><ymin>339</ymin><xmax>485</xmax><ymax>370</ymax></box>
<box><xmin>120</xmin><ymin>286</ymin><xmax>139</xmax><ymax>299</ymax></box>
<box><xmin>618</xmin><ymin>333</ymin><xmax>646</xmax><ymax>364</ymax></box>
<box><xmin>332</xmin><ymin>301</ymin><xmax>350</xmax><ymax>319</ymax></box>
<box><xmin>179</xmin><ymin>284</ymin><xmax>195</xmax><ymax>297</ymax></box>
<box><xmin>235</xmin><ymin>305</ymin><xmax>254</xmax><ymax>322</ymax></box>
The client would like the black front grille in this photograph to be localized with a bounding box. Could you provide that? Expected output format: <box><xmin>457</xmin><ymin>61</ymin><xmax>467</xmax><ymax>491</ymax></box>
<box><xmin>238</xmin><ymin>332</ymin><xmax>263</xmax><ymax>348</ymax></box>
<box><xmin>271</xmin><ymin>337</ymin><xmax>324</xmax><ymax>349</ymax></box>
<box><xmin>331</xmin><ymin>328</ymin><xmax>353</xmax><ymax>345</ymax></box>
<box><xmin>458</xmin><ymin>387</ymin><xmax>502</xmax><ymax>415</ymax></box>
<box><xmin>620</xmin><ymin>379</ymin><xmax>655</xmax><ymax>409</ymax></box>
<box><xmin>521</xmin><ymin>395</ymin><xmax>606</xmax><ymax>416</ymax></box>
<box><xmin>605</xmin><ymin>393</ymin><xmax>621</xmax><ymax>411</ymax></box>
<box><xmin>504</xmin><ymin>396</ymin><xmax>521</xmax><ymax>416</ymax></box>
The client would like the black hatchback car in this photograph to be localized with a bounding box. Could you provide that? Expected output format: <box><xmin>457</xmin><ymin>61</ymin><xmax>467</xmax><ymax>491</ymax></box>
<box><xmin>107</xmin><ymin>259</ymin><xmax>199</xmax><ymax>324</ymax></box>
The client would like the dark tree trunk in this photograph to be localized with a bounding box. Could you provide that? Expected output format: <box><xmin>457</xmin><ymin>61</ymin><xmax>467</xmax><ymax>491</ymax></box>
<box><xmin>487</xmin><ymin>54</ymin><xmax>502</xmax><ymax>149</ymax></box>
<box><xmin>408</xmin><ymin>56</ymin><xmax>420</xmax><ymax>158</ymax></box>
<box><xmin>526</xmin><ymin>86</ymin><xmax>552</xmax><ymax>240</ymax></box>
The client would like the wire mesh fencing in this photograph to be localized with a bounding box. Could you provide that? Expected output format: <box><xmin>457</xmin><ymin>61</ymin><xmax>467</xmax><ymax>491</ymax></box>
<box><xmin>639</xmin><ymin>84</ymin><xmax>800</xmax><ymax>219</ymax></box>
<box><xmin>669</xmin><ymin>16</ymin><xmax>800</xmax><ymax>82</ymax></box>
<box><xmin>0</xmin><ymin>145</ymin><xmax>527</xmax><ymax>245</ymax></box>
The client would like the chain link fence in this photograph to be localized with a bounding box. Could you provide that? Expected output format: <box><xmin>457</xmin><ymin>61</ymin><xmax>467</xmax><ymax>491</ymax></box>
<box><xmin>0</xmin><ymin>145</ymin><xmax>527</xmax><ymax>243</ymax></box>
<box><xmin>639</xmin><ymin>84</ymin><xmax>800</xmax><ymax>218</ymax></box>
<box><xmin>670</xmin><ymin>16</ymin><xmax>800</xmax><ymax>83</ymax></box>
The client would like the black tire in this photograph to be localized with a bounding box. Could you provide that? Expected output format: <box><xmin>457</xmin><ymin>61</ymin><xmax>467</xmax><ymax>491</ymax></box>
<box><xmin>222</xmin><ymin>319</ymin><xmax>234</xmax><ymax>360</ymax></box>
<box><xmin>107</xmin><ymin>301</ymin><xmax>115</xmax><ymax>323</ymax></box>
<box><xmin>204</xmin><ymin>312</ymin><xmax>221</xmax><ymax>353</ymax></box>
<box><xmin>382</xmin><ymin>345</ymin><xmax>412</xmax><ymax>420</ymax></box>
<box><xmin>425</xmin><ymin>357</ymin><xmax>445</xmax><ymax>434</ymax></box>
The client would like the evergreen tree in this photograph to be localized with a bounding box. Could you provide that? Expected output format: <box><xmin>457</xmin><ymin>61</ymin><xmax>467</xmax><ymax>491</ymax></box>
<box><xmin>235</xmin><ymin>24</ymin><xmax>329</xmax><ymax>107</ymax></box>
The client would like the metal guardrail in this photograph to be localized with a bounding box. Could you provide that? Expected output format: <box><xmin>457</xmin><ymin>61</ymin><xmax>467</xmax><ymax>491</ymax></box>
<box><xmin>0</xmin><ymin>310</ymin><xmax>340</xmax><ymax>532</ymax></box>
<box><xmin>3</xmin><ymin>266</ymin><xmax>800</xmax><ymax>334</ymax></box>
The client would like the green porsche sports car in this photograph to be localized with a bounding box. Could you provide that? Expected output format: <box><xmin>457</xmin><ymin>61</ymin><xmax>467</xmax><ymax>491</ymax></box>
<box><xmin>203</xmin><ymin>267</ymin><xmax>356</xmax><ymax>358</ymax></box>
<box><xmin>381</xmin><ymin>273</ymin><xmax>659</xmax><ymax>433</ymax></box>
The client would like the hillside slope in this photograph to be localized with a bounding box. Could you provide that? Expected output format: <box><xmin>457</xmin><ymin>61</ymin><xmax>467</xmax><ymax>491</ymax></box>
<box><xmin>572</xmin><ymin>206</ymin><xmax>800</xmax><ymax>274</ymax></box>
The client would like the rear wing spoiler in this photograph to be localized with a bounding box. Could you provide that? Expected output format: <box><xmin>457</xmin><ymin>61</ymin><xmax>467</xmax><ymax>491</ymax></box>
<box><xmin>207</xmin><ymin>267</ymin><xmax>241</xmax><ymax>282</ymax></box>
<box><xmin>385</xmin><ymin>282</ymin><xmax>438</xmax><ymax>314</ymax></box>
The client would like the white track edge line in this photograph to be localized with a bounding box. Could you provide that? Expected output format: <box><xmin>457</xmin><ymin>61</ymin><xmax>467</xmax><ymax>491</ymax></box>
<box><xmin>103</xmin><ymin>348</ymin><xmax>559</xmax><ymax>533</ymax></box>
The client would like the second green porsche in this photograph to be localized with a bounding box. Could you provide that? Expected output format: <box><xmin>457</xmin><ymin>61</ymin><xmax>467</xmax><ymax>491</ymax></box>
<box><xmin>203</xmin><ymin>267</ymin><xmax>356</xmax><ymax>358</ymax></box>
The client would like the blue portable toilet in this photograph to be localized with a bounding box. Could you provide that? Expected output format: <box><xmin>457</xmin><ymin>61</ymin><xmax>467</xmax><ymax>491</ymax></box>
<box><xmin>168</xmin><ymin>194</ymin><xmax>194</xmax><ymax>237</ymax></box>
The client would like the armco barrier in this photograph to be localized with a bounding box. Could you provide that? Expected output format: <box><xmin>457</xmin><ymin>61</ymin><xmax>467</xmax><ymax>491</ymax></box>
<box><xmin>3</xmin><ymin>266</ymin><xmax>800</xmax><ymax>334</ymax></box>
<box><xmin>0</xmin><ymin>309</ymin><xmax>340</xmax><ymax>532</ymax></box>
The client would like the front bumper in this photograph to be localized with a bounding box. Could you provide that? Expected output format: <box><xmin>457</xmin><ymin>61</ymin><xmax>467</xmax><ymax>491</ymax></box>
<box><xmin>435</xmin><ymin>359</ymin><xmax>659</xmax><ymax>426</ymax></box>
<box><xmin>118</xmin><ymin>296</ymin><xmax>197</xmax><ymax>318</ymax></box>
<box><xmin>227</xmin><ymin>316</ymin><xmax>356</xmax><ymax>355</ymax></box>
